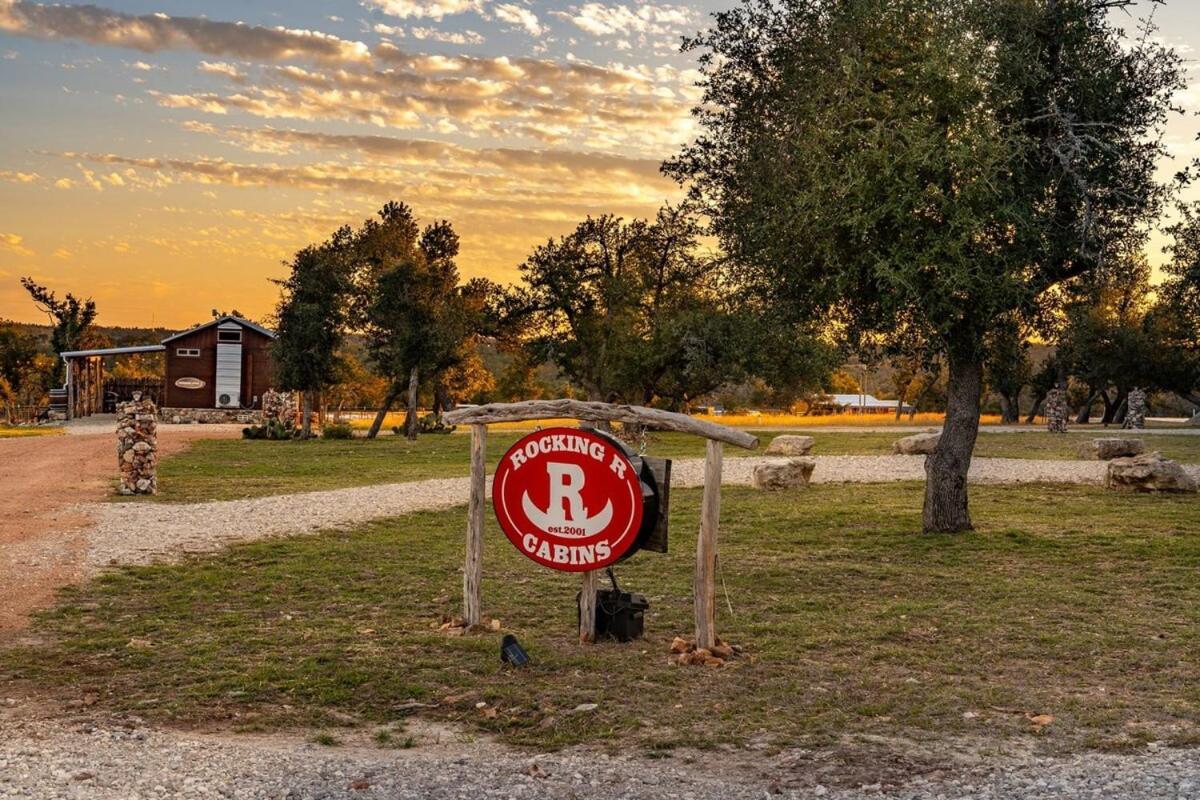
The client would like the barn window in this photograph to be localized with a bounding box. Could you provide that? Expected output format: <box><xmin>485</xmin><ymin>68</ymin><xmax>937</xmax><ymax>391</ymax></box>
<box><xmin>176</xmin><ymin>348</ymin><xmax>200</xmax><ymax>357</ymax></box>
<box><xmin>217</xmin><ymin>329</ymin><xmax>243</xmax><ymax>343</ymax></box>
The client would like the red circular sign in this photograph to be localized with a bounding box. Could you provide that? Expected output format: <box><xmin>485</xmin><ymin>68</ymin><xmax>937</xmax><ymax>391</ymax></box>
<box><xmin>493</xmin><ymin>427</ymin><xmax>644</xmax><ymax>572</ymax></box>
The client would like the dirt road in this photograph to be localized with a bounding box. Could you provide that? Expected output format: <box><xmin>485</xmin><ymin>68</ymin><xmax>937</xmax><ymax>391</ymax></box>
<box><xmin>0</xmin><ymin>426</ymin><xmax>237</xmax><ymax>634</ymax></box>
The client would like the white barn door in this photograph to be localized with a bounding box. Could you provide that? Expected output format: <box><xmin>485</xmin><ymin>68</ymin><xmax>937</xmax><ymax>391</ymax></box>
<box><xmin>215</xmin><ymin>322</ymin><xmax>243</xmax><ymax>408</ymax></box>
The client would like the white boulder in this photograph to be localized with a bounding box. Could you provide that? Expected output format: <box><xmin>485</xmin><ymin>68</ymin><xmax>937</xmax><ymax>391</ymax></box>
<box><xmin>752</xmin><ymin>458</ymin><xmax>816</xmax><ymax>491</ymax></box>
<box><xmin>1105</xmin><ymin>452</ymin><xmax>1197</xmax><ymax>494</ymax></box>
<box><xmin>893</xmin><ymin>432</ymin><xmax>941</xmax><ymax>455</ymax></box>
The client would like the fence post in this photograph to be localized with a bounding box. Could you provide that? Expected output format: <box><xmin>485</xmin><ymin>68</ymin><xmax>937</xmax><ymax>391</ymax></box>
<box><xmin>463</xmin><ymin>423</ymin><xmax>487</xmax><ymax>628</ymax></box>
<box><xmin>579</xmin><ymin>569</ymin><xmax>600</xmax><ymax>643</ymax></box>
<box><xmin>694</xmin><ymin>439</ymin><xmax>722</xmax><ymax>649</ymax></box>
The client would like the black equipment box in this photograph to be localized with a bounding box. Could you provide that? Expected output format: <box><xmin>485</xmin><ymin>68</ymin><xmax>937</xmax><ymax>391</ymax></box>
<box><xmin>578</xmin><ymin>588</ymin><xmax>649</xmax><ymax>642</ymax></box>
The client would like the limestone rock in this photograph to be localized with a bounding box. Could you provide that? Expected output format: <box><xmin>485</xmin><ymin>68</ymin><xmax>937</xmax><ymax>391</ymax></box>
<box><xmin>1105</xmin><ymin>452</ymin><xmax>1197</xmax><ymax>494</ymax></box>
<box><xmin>764</xmin><ymin>435</ymin><xmax>815</xmax><ymax>456</ymax></box>
<box><xmin>1078</xmin><ymin>438</ymin><xmax>1144</xmax><ymax>461</ymax></box>
<box><xmin>893</xmin><ymin>432</ymin><xmax>941</xmax><ymax>455</ymax></box>
<box><xmin>1046</xmin><ymin>387</ymin><xmax>1069</xmax><ymax>433</ymax></box>
<box><xmin>752</xmin><ymin>458</ymin><xmax>815</xmax><ymax>490</ymax></box>
<box><xmin>116</xmin><ymin>395</ymin><xmax>158</xmax><ymax>496</ymax></box>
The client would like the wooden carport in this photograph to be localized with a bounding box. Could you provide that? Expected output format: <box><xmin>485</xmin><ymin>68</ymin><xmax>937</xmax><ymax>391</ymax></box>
<box><xmin>58</xmin><ymin>345</ymin><xmax>166</xmax><ymax>419</ymax></box>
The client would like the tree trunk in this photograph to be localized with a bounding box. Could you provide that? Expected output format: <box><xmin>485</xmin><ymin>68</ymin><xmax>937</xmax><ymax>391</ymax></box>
<box><xmin>404</xmin><ymin>365</ymin><xmax>420</xmax><ymax>441</ymax></box>
<box><xmin>1102</xmin><ymin>388</ymin><xmax>1127</xmax><ymax>426</ymax></box>
<box><xmin>1112</xmin><ymin>394</ymin><xmax>1129</xmax><ymax>426</ymax></box>
<box><xmin>301</xmin><ymin>390</ymin><xmax>314</xmax><ymax>439</ymax></box>
<box><xmin>433</xmin><ymin>381</ymin><xmax>451</xmax><ymax>416</ymax></box>
<box><xmin>922</xmin><ymin>349</ymin><xmax>982</xmax><ymax>534</ymax></box>
<box><xmin>1026</xmin><ymin>392</ymin><xmax>1046</xmax><ymax>424</ymax></box>
<box><xmin>894</xmin><ymin>383</ymin><xmax>909</xmax><ymax>420</ymax></box>
<box><xmin>366</xmin><ymin>385</ymin><xmax>401</xmax><ymax>440</ymax></box>
<box><xmin>1074</xmin><ymin>391</ymin><xmax>1097</xmax><ymax>425</ymax></box>
<box><xmin>998</xmin><ymin>393</ymin><xmax>1020</xmax><ymax>425</ymax></box>
<box><xmin>907</xmin><ymin>378</ymin><xmax>935</xmax><ymax>421</ymax></box>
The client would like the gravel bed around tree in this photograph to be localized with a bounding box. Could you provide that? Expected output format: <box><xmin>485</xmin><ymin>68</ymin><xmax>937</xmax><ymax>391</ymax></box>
<box><xmin>81</xmin><ymin>456</ymin><xmax>1200</xmax><ymax>573</ymax></box>
<box><xmin>1</xmin><ymin>708</ymin><xmax>1196</xmax><ymax>800</ymax></box>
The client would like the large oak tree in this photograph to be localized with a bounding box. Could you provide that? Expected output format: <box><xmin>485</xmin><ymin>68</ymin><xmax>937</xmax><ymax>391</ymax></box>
<box><xmin>667</xmin><ymin>0</ymin><xmax>1182</xmax><ymax>531</ymax></box>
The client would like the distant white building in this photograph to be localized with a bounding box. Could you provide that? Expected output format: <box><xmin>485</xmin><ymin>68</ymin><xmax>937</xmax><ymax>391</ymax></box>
<box><xmin>815</xmin><ymin>393</ymin><xmax>913</xmax><ymax>415</ymax></box>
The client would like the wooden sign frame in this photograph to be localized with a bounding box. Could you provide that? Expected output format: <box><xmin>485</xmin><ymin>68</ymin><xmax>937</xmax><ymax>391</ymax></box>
<box><xmin>443</xmin><ymin>399</ymin><xmax>758</xmax><ymax>647</ymax></box>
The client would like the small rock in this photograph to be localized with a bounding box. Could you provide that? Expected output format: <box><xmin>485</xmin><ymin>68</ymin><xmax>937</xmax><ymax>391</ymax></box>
<box><xmin>1078</xmin><ymin>438</ymin><xmax>1144</xmax><ymax>460</ymax></box>
<box><xmin>893</xmin><ymin>432</ymin><xmax>941</xmax><ymax>455</ymax></box>
<box><xmin>571</xmin><ymin>703</ymin><xmax>599</xmax><ymax>713</ymax></box>
<box><xmin>764</xmin><ymin>435</ymin><xmax>815</xmax><ymax>456</ymax></box>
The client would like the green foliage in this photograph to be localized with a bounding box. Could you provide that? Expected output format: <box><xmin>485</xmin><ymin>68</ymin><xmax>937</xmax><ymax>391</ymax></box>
<box><xmin>20</xmin><ymin>278</ymin><xmax>98</xmax><ymax>384</ymax></box>
<box><xmin>985</xmin><ymin>317</ymin><xmax>1032</xmax><ymax>423</ymax></box>
<box><xmin>241</xmin><ymin>420</ymin><xmax>297</xmax><ymax>441</ymax></box>
<box><xmin>355</xmin><ymin>203</ymin><xmax>494</xmax><ymax>429</ymax></box>
<box><xmin>509</xmin><ymin>206</ymin><xmax>834</xmax><ymax>408</ymax></box>
<box><xmin>273</xmin><ymin>228</ymin><xmax>355</xmax><ymax>422</ymax></box>
<box><xmin>321</xmin><ymin>421</ymin><xmax>354</xmax><ymax>440</ymax></box>
<box><xmin>393</xmin><ymin>413</ymin><xmax>454</xmax><ymax>436</ymax></box>
<box><xmin>0</xmin><ymin>320</ymin><xmax>41</xmax><ymax>421</ymax></box>
<box><xmin>667</xmin><ymin>0</ymin><xmax>1184</xmax><ymax>528</ymax></box>
<box><xmin>1155</xmin><ymin>203</ymin><xmax>1200</xmax><ymax>408</ymax></box>
<box><xmin>668</xmin><ymin>0</ymin><xmax>1180</xmax><ymax>356</ymax></box>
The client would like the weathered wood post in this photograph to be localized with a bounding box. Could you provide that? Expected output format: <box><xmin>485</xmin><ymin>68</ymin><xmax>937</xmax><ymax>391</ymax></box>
<box><xmin>579</xmin><ymin>569</ymin><xmax>600</xmax><ymax>642</ymax></box>
<box><xmin>463</xmin><ymin>423</ymin><xmax>487</xmax><ymax>628</ymax></box>
<box><xmin>694</xmin><ymin>439</ymin><xmax>723</xmax><ymax>650</ymax></box>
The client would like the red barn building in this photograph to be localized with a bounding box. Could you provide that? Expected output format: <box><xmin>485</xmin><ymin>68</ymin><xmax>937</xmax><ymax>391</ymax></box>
<box><xmin>58</xmin><ymin>315</ymin><xmax>278</xmax><ymax>420</ymax></box>
<box><xmin>161</xmin><ymin>316</ymin><xmax>277</xmax><ymax>410</ymax></box>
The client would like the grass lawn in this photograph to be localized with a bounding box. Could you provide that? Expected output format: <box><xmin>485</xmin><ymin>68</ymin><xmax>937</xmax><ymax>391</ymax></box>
<box><xmin>0</xmin><ymin>425</ymin><xmax>62</xmax><ymax>438</ymax></box>
<box><xmin>7</xmin><ymin>483</ymin><xmax>1198</xmax><ymax>759</ymax></box>
<box><xmin>147</xmin><ymin>429</ymin><xmax>1200</xmax><ymax>503</ymax></box>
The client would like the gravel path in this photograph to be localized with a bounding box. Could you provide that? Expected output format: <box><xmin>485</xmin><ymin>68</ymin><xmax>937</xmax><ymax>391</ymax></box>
<box><xmin>82</xmin><ymin>455</ymin><xmax>1200</xmax><ymax>572</ymax></box>
<box><xmin>1</xmin><ymin>709</ymin><xmax>1196</xmax><ymax>799</ymax></box>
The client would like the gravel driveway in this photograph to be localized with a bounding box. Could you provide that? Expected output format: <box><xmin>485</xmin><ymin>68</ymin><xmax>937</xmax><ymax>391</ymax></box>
<box><xmin>80</xmin><ymin>455</ymin><xmax>1175</xmax><ymax>572</ymax></box>
<box><xmin>1</xmin><ymin>708</ymin><xmax>1196</xmax><ymax>800</ymax></box>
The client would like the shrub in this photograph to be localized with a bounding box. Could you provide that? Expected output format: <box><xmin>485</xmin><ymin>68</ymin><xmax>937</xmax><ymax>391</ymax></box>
<box><xmin>392</xmin><ymin>413</ymin><xmax>456</xmax><ymax>436</ymax></box>
<box><xmin>322</xmin><ymin>421</ymin><xmax>354</xmax><ymax>439</ymax></box>
<box><xmin>242</xmin><ymin>419</ymin><xmax>297</xmax><ymax>440</ymax></box>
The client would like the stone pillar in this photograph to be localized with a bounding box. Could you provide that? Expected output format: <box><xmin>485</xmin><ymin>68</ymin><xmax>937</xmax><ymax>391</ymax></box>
<box><xmin>117</xmin><ymin>392</ymin><xmax>158</xmax><ymax>495</ymax></box>
<box><xmin>1045</xmin><ymin>387</ymin><xmax>1068</xmax><ymax>434</ymax></box>
<box><xmin>1124</xmin><ymin>387</ymin><xmax>1147</xmax><ymax>430</ymax></box>
<box><xmin>262</xmin><ymin>388</ymin><xmax>298</xmax><ymax>428</ymax></box>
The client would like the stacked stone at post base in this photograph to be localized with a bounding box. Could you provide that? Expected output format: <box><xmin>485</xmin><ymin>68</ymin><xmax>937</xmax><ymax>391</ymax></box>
<box><xmin>262</xmin><ymin>389</ymin><xmax>298</xmax><ymax>428</ymax></box>
<box><xmin>117</xmin><ymin>394</ymin><xmax>157</xmax><ymax>495</ymax></box>
<box><xmin>1124</xmin><ymin>387</ymin><xmax>1147</xmax><ymax>430</ymax></box>
<box><xmin>1045</xmin><ymin>387</ymin><xmax>1069</xmax><ymax>433</ymax></box>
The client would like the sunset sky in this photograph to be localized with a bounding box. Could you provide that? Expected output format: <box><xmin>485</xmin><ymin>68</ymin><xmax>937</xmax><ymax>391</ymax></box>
<box><xmin>1</xmin><ymin>0</ymin><xmax>1198</xmax><ymax>329</ymax></box>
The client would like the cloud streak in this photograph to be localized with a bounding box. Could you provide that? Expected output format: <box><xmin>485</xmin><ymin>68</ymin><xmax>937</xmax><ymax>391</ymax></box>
<box><xmin>0</xmin><ymin>1</ymin><xmax>371</xmax><ymax>64</ymax></box>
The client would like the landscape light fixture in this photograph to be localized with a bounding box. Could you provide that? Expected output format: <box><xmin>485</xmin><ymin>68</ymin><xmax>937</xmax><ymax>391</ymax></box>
<box><xmin>500</xmin><ymin>634</ymin><xmax>530</xmax><ymax>667</ymax></box>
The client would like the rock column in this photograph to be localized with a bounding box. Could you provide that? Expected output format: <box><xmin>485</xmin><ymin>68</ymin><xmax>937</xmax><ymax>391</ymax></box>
<box><xmin>1045</xmin><ymin>387</ymin><xmax>1068</xmax><ymax>434</ymax></box>
<box><xmin>262</xmin><ymin>388</ymin><xmax>298</xmax><ymax>428</ymax></box>
<box><xmin>1124</xmin><ymin>387</ymin><xmax>1147</xmax><ymax>430</ymax></box>
<box><xmin>117</xmin><ymin>392</ymin><xmax>158</xmax><ymax>495</ymax></box>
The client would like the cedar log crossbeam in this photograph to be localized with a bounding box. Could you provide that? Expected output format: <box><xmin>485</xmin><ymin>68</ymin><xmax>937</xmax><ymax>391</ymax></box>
<box><xmin>445</xmin><ymin>398</ymin><xmax>754</xmax><ymax>647</ymax></box>
<box><xmin>443</xmin><ymin>400</ymin><xmax>760</xmax><ymax>450</ymax></box>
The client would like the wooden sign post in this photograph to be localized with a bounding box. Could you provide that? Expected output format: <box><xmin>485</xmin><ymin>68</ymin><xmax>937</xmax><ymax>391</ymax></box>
<box><xmin>443</xmin><ymin>399</ymin><xmax>757</xmax><ymax>646</ymax></box>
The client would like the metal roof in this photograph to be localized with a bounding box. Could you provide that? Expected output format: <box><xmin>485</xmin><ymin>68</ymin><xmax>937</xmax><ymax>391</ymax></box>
<box><xmin>59</xmin><ymin>344</ymin><xmax>166</xmax><ymax>360</ymax></box>
<box><xmin>824</xmin><ymin>394</ymin><xmax>904</xmax><ymax>408</ymax></box>
<box><xmin>160</xmin><ymin>314</ymin><xmax>277</xmax><ymax>344</ymax></box>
